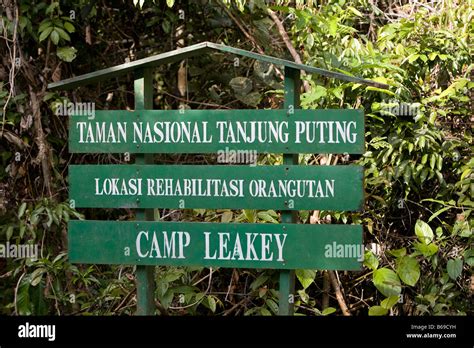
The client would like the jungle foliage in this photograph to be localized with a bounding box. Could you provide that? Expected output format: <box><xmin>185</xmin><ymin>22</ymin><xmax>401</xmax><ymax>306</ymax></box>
<box><xmin>0</xmin><ymin>0</ymin><xmax>472</xmax><ymax>316</ymax></box>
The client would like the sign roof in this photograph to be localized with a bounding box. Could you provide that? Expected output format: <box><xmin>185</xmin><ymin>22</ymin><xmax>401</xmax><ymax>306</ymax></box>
<box><xmin>48</xmin><ymin>41</ymin><xmax>388</xmax><ymax>90</ymax></box>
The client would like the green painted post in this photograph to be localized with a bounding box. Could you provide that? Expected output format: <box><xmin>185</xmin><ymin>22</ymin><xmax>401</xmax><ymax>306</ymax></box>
<box><xmin>134</xmin><ymin>68</ymin><xmax>155</xmax><ymax>315</ymax></box>
<box><xmin>279</xmin><ymin>67</ymin><xmax>300</xmax><ymax>315</ymax></box>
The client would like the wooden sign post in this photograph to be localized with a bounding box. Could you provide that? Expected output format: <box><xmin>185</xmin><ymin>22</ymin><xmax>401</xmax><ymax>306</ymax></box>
<box><xmin>280</xmin><ymin>66</ymin><xmax>299</xmax><ymax>315</ymax></box>
<box><xmin>49</xmin><ymin>42</ymin><xmax>387</xmax><ymax>316</ymax></box>
<box><xmin>134</xmin><ymin>68</ymin><xmax>155</xmax><ymax>315</ymax></box>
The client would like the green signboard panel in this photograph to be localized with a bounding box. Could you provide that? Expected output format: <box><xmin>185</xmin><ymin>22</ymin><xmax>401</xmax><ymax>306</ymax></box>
<box><xmin>69</xmin><ymin>220</ymin><xmax>363</xmax><ymax>270</ymax></box>
<box><xmin>69</xmin><ymin>164</ymin><xmax>364</xmax><ymax>211</ymax></box>
<box><xmin>68</xmin><ymin>109</ymin><xmax>364</xmax><ymax>154</ymax></box>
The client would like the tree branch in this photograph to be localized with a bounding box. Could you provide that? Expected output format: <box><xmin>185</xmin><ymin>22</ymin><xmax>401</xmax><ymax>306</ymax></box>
<box><xmin>217</xmin><ymin>0</ymin><xmax>284</xmax><ymax>81</ymax></box>
<box><xmin>266</xmin><ymin>8</ymin><xmax>311</xmax><ymax>93</ymax></box>
<box><xmin>328</xmin><ymin>270</ymin><xmax>351</xmax><ymax>316</ymax></box>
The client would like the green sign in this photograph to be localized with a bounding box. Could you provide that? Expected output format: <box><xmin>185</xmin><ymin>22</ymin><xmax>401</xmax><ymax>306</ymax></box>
<box><xmin>69</xmin><ymin>164</ymin><xmax>364</xmax><ymax>211</ymax></box>
<box><xmin>68</xmin><ymin>109</ymin><xmax>364</xmax><ymax>154</ymax></box>
<box><xmin>69</xmin><ymin>220</ymin><xmax>363</xmax><ymax>270</ymax></box>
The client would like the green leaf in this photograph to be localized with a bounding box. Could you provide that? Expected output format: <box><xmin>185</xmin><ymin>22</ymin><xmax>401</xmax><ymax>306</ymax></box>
<box><xmin>373</xmin><ymin>268</ymin><xmax>401</xmax><ymax>297</ymax></box>
<box><xmin>63</xmin><ymin>21</ymin><xmax>75</xmax><ymax>33</ymax></box>
<box><xmin>301</xmin><ymin>85</ymin><xmax>327</xmax><ymax>106</ymax></box>
<box><xmin>6</xmin><ymin>226</ymin><xmax>13</xmax><ymax>240</ymax></box>
<box><xmin>296</xmin><ymin>269</ymin><xmax>316</xmax><ymax>290</ymax></box>
<box><xmin>243</xmin><ymin>209</ymin><xmax>256</xmax><ymax>223</ymax></box>
<box><xmin>320</xmin><ymin>307</ymin><xmax>335</xmax><ymax>315</ymax></box>
<box><xmin>446</xmin><ymin>258</ymin><xmax>462</xmax><ymax>280</ymax></box>
<box><xmin>39</xmin><ymin>26</ymin><xmax>53</xmax><ymax>41</ymax></box>
<box><xmin>407</xmin><ymin>54</ymin><xmax>419</xmax><ymax>63</ymax></box>
<box><xmin>463</xmin><ymin>249</ymin><xmax>474</xmax><ymax>267</ymax></box>
<box><xmin>381</xmin><ymin>296</ymin><xmax>399</xmax><ymax>309</ymax></box>
<box><xmin>306</xmin><ymin>33</ymin><xmax>314</xmax><ymax>48</ymax></box>
<box><xmin>430</xmin><ymin>154</ymin><xmax>436</xmax><ymax>170</ymax></box>
<box><xmin>18</xmin><ymin>202</ymin><xmax>27</xmax><ymax>218</ymax></box>
<box><xmin>428</xmin><ymin>52</ymin><xmax>437</xmax><ymax>61</ymax></box>
<box><xmin>347</xmin><ymin>6</ymin><xmax>363</xmax><ymax>16</ymax></box>
<box><xmin>30</xmin><ymin>268</ymin><xmax>45</xmax><ymax>287</ymax></box>
<box><xmin>388</xmin><ymin>247</ymin><xmax>406</xmax><ymax>258</ymax></box>
<box><xmin>363</xmin><ymin>250</ymin><xmax>379</xmax><ymax>271</ymax></box>
<box><xmin>415</xmin><ymin>220</ymin><xmax>434</xmax><ymax>244</ymax></box>
<box><xmin>257</xmin><ymin>211</ymin><xmax>278</xmax><ymax>224</ymax></box>
<box><xmin>50</xmin><ymin>30</ymin><xmax>59</xmax><ymax>45</ymax></box>
<box><xmin>56</xmin><ymin>46</ymin><xmax>77</xmax><ymax>62</ymax></box>
<box><xmin>328</xmin><ymin>18</ymin><xmax>337</xmax><ymax>36</ymax></box>
<box><xmin>161</xmin><ymin>20</ymin><xmax>171</xmax><ymax>34</ymax></box>
<box><xmin>166</xmin><ymin>0</ymin><xmax>175</xmax><ymax>6</ymax></box>
<box><xmin>428</xmin><ymin>206</ymin><xmax>452</xmax><ymax>222</ymax></box>
<box><xmin>207</xmin><ymin>295</ymin><xmax>216</xmax><ymax>313</ymax></box>
<box><xmin>250</xmin><ymin>274</ymin><xmax>269</xmax><ymax>290</ymax></box>
<box><xmin>54</xmin><ymin>27</ymin><xmax>70</xmax><ymax>41</ymax></box>
<box><xmin>38</xmin><ymin>19</ymin><xmax>52</xmax><ymax>33</ymax></box>
<box><xmin>16</xmin><ymin>277</ymin><xmax>32</xmax><ymax>315</ymax></box>
<box><xmin>396</xmin><ymin>256</ymin><xmax>420</xmax><ymax>286</ymax></box>
<box><xmin>298</xmin><ymin>289</ymin><xmax>309</xmax><ymax>304</ymax></box>
<box><xmin>265</xmin><ymin>298</ymin><xmax>278</xmax><ymax>314</ymax></box>
<box><xmin>366</xmin><ymin>86</ymin><xmax>396</xmax><ymax>96</ymax></box>
<box><xmin>413</xmin><ymin>242</ymin><xmax>438</xmax><ymax>257</ymax></box>
<box><xmin>368</xmin><ymin>305</ymin><xmax>388</xmax><ymax>316</ymax></box>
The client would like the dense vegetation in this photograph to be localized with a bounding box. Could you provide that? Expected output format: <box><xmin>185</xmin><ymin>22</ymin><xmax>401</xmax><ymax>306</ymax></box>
<box><xmin>0</xmin><ymin>0</ymin><xmax>472</xmax><ymax>316</ymax></box>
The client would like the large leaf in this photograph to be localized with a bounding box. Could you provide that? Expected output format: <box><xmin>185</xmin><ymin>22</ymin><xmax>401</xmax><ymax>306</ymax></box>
<box><xmin>296</xmin><ymin>269</ymin><xmax>316</xmax><ymax>290</ymax></box>
<box><xmin>39</xmin><ymin>26</ymin><xmax>53</xmax><ymax>41</ymax></box>
<box><xmin>381</xmin><ymin>296</ymin><xmax>399</xmax><ymax>309</ymax></box>
<box><xmin>50</xmin><ymin>29</ymin><xmax>59</xmax><ymax>45</ymax></box>
<box><xmin>415</xmin><ymin>220</ymin><xmax>434</xmax><ymax>244</ymax></box>
<box><xmin>207</xmin><ymin>295</ymin><xmax>216</xmax><ymax>313</ymax></box>
<box><xmin>55</xmin><ymin>27</ymin><xmax>70</xmax><ymax>41</ymax></box>
<box><xmin>257</xmin><ymin>211</ymin><xmax>279</xmax><ymax>224</ymax></box>
<box><xmin>368</xmin><ymin>305</ymin><xmax>388</xmax><ymax>316</ymax></box>
<box><xmin>63</xmin><ymin>21</ymin><xmax>75</xmax><ymax>33</ymax></box>
<box><xmin>363</xmin><ymin>250</ymin><xmax>379</xmax><ymax>270</ymax></box>
<box><xmin>301</xmin><ymin>85</ymin><xmax>327</xmax><ymax>106</ymax></box>
<box><xmin>447</xmin><ymin>258</ymin><xmax>463</xmax><ymax>280</ymax></box>
<box><xmin>413</xmin><ymin>242</ymin><xmax>438</xmax><ymax>257</ymax></box>
<box><xmin>373</xmin><ymin>268</ymin><xmax>401</xmax><ymax>297</ymax></box>
<box><xmin>397</xmin><ymin>256</ymin><xmax>420</xmax><ymax>286</ymax></box>
<box><xmin>56</xmin><ymin>46</ymin><xmax>77</xmax><ymax>62</ymax></box>
<box><xmin>18</xmin><ymin>202</ymin><xmax>27</xmax><ymax>218</ymax></box>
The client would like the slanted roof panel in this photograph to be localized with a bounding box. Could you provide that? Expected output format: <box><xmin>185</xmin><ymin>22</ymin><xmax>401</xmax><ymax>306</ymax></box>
<box><xmin>206</xmin><ymin>42</ymin><xmax>387</xmax><ymax>88</ymax></box>
<box><xmin>48</xmin><ymin>41</ymin><xmax>388</xmax><ymax>90</ymax></box>
<box><xmin>48</xmin><ymin>42</ymin><xmax>211</xmax><ymax>90</ymax></box>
